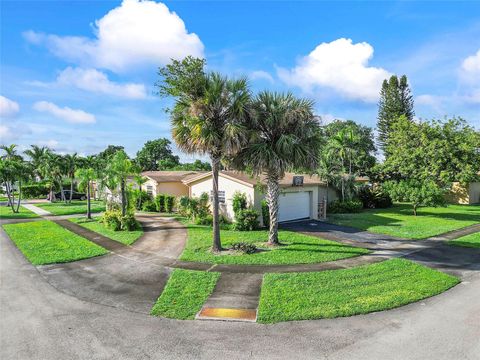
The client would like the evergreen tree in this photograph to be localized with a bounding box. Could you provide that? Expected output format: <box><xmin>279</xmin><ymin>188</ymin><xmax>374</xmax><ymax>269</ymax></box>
<box><xmin>377</xmin><ymin>75</ymin><xmax>414</xmax><ymax>154</ymax></box>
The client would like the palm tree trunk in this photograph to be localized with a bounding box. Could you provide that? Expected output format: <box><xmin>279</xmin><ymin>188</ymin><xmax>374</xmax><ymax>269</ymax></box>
<box><xmin>69</xmin><ymin>177</ymin><xmax>74</xmax><ymax>203</ymax></box>
<box><xmin>60</xmin><ymin>182</ymin><xmax>66</xmax><ymax>203</ymax></box>
<box><xmin>5</xmin><ymin>182</ymin><xmax>13</xmax><ymax>208</ymax></box>
<box><xmin>15</xmin><ymin>180</ymin><xmax>22</xmax><ymax>213</ymax></box>
<box><xmin>266</xmin><ymin>174</ymin><xmax>280</xmax><ymax>245</ymax></box>
<box><xmin>211</xmin><ymin>155</ymin><xmax>221</xmax><ymax>252</ymax></box>
<box><xmin>86</xmin><ymin>181</ymin><xmax>91</xmax><ymax>219</ymax></box>
<box><xmin>121</xmin><ymin>179</ymin><xmax>126</xmax><ymax>217</ymax></box>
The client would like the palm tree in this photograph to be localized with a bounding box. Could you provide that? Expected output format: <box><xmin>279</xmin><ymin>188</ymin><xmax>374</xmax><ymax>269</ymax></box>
<box><xmin>24</xmin><ymin>145</ymin><xmax>48</xmax><ymax>180</ymax></box>
<box><xmin>331</xmin><ymin>126</ymin><xmax>359</xmax><ymax>201</ymax></box>
<box><xmin>106</xmin><ymin>151</ymin><xmax>136</xmax><ymax>216</ymax></box>
<box><xmin>170</xmin><ymin>73</ymin><xmax>250</xmax><ymax>252</ymax></box>
<box><xmin>64</xmin><ymin>153</ymin><xmax>79</xmax><ymax>203</ymax></box>
<box><xmin>76</xmin><ymin>168</ymin><xmax>95</xmax><ymax>219</ymax></box>
<box><xmin>39</xmin><ymin>150</ymin><xmax>64</xmax><ymax>202</ymax></box>
<box><xmin>0</xmin><ymin>145</ymin><xmax>31</xmax><ymax>212</ymax></box>
<box><xmin>236</xmin><ymin>92</ymin><xmax>322</xmax><ymax>245</ymax></box>
<box><xmin>133</xmin><ymin>174</ymin><xmax>148</xmax><ymax>209</ymax></box>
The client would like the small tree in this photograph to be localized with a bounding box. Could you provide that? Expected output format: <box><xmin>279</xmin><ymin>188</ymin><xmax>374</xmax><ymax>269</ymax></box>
<box><xmin>232</xmin><ymin>191</ymin><xmax>248</xmax><ymax>216</ymax></box>
<box><xmin>76</xmin><ymin>168</ymin><xmax>95</xmax><ymax>219</ymax></box>
<box><xmin>383</xmin><ymin>179</ymin><xmax>445</xmax><ymax>216</ymax></box>
<box><xmin>106</xmin><ymin>151</ymin><xmax>136</xmax><ymax>216</ymax></box>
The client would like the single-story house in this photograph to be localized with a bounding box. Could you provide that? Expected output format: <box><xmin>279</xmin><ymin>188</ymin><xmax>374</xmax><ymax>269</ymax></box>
<box><xmin>446</xmin><ymin>181</ymin><xmax>480</xmax><ymax>205</ymax></box>
<box><xmin>182</xmin><ymin>171</ymin><xmax>339</xmax><ymax>223</ymax></box>
<box><xmin>141</xmin><ymin>171</ymin><xmax>207</xmax><ymax>197</ymax></box>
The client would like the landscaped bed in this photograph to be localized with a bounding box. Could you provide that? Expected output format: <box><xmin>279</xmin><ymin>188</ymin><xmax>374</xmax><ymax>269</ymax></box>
<box><xmin>36</xmin><ymin>200</ymin><xmax>106</xmax><ymax>216</ymax></box>
<box><xmin>448</xmin><ymin>232</ymin><xmax>480</xmax><ymax>249</ymax></box>
<box><xmin>151</xmin><ymin>269</ymin><xmax>220</xmax><ymax>320</ymax></box>
<box><xmin>0</xmin><ymin>205</ymin><xmax>39</xmax><ymax>219</ymax></box>
<box><xmin>179</xmin><ymin>222</ymin><xmax>369</xmax><ymax>265</ymax></box>
<box><xmin>2</xmin><ymin>220</ymin><xmax>107</xmax><ymax>265</ymax></box>
<box><xmin>69</xmin><ymin>216</ymin><xmax>143</xmax><ymax>245</ymax></box>
<box><xmin>328</xmin><ymin>204</ymin><xmax>480</xmax><ymax>239</ymax></box>
<box><xmin>257</xmin><ymin>258</ymin><xmax>459</xmax><ymax>323</ymax></box>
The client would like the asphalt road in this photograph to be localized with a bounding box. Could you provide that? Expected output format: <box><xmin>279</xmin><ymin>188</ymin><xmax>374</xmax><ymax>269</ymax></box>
<box><xmin>1</xmin><ymin>227</ymin><xmax>479</xmax><ymax>360</ymax></box>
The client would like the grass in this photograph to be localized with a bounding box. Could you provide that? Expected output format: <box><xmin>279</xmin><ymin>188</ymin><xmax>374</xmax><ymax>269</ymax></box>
<box><xmin>0</xmin><ymin>205</ymin><xmax>39</xmax><ymax>219</ymax></box>
<box><xmin>69</xmin><ymin>216</ymin><xmax>143</xmax><ymax>245</ymax></box>
<box><xmin>2</xmin><ymin>220</ymin><xmax>108</xmax><ymax>265</ymax></box>
<box><xmin>328</xmin><ymin>203</ymin><xmax>480</xmax><ymax>239</ymax></box>
<box><xmin>151</xmin><ymin>269</ymin><xmax>220</xmax><ymax>320</ymax></box>
<box><xmin>257</xmin><ymin>258</ymin><xmax>459</xmax><ymax>323</ymax></box>
<box><xmin>179</xmin><ymin>222</ymin><xmax>369</xmax><ymax>265</ymax></box>
<box><xmin>448</xmin><ymin>232</ymin><xmax>480</xmax><ymax>248</ymax></box>
<box><xmin>36</xmin><ymin>200</ymin><xmax>106</xmax><ymax>215</ymax></box>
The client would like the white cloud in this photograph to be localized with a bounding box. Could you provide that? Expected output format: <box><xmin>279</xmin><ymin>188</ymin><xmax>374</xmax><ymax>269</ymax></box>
<box><xmin>459</xmin><ymin>49</ymin><xmax>480</xmax><ymax>103</ymax></box>
<box><xmin>0</xmin><ymin>95</ymin><xmax>20</xmax><ymax>118</ymax></box>
<box><xmin>33</xmin><ymin>101</ymin><xmax>96</xmax><ymax>124</ymax></box>
<box><xmin>461</xmin><ymin>49</ymin><xmax>480</xmax><ymax>79</ymax></box>
<box><xmin>317</xmin><ymin>113</ymin><xmax>344</xmax><ymax>125</ymax></box>
<box><xmin>416</xmin><ymin>94</ymin><xmax>444</xmax><ymax>113</ymax></box>
<box><xmin>56</xmin><ymin>67</ymin><xmax>147</xmax><ymax>99</ymax></box>
<box><xmin>37</xmin><ymin>139</ymin><xmax>59</xmax><ymax>148</ymax></box>
<box><xmin>23</xmin><ymin>0</ymin><xmax>204</xmax><ymax>73</ymax></box>
<box><xmin>250</xmin><ymin>70</ymin><xmax>274</xmax><ymax>83</ymax></box>
<box><xmin>0</xmin><ymin>125</ymin><xmax>12</xmax><ymax>139</ymax></box>
<box><xmin>277</xmin><ymin>38</ymin><xmax>392</xmax><ymax>103</ymax></box>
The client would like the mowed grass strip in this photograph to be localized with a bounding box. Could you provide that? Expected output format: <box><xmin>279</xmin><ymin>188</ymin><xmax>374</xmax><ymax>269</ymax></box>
<box><xmin>257</xmin><ymin>259</ymin><xmax>459</xmax><ymax>323</ymax></box>
<box><xmin>328</xmin><ymin>204</ymin><xmax>480</xmax><ymax>239</ymax></box>
<box><xmin>449</xmin><ymin>232</ymin><xmax>480</xmax><ymax>248</ymax></box>
<box><xmin>2</xmin><ymin>220</ymin><xmax>108</xmax><ymax>265</ymax></box>
<box><xmin>0</xmin><ymin>205</ymin><xmax>39</xmax><ymax>219</ymax></box>
<box><xmin>151</xmin><ymin>269</ymin><xmax>220</xmax><ymax>320</ymax></box>
<box><xmin>36</xmin><ymin>200</ymin><xmax>106</xmax><ymax>216</ymax></box>
<box><xmin>180</xmin><ymin>223</ymin><xmax>369</xmax><ymax>265</ymax></box>
<box><xmin>69</xmin><ymin>217</ymin><xmax>143</xmax><ymax>245</ymax></box>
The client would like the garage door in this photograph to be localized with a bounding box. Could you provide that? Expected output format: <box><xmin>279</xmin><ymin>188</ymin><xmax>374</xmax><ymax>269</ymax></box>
<box><xmin>278</xmin><ymin>192</ymin><xmax>310</xmax><ymax>222</ymax></box>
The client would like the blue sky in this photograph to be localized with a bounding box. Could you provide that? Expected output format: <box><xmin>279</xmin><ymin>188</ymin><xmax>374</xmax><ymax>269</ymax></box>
<box><xmin>1</xmin><ymin>0</ymin><xmax>479</xmax><ymax>160</ymax></box>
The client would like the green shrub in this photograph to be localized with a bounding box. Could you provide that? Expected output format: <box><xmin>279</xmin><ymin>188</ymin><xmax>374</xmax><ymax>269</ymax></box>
<box><xmin>261</xmin><ymin>200</ymin><xmax>270</xmax><ymax>228</ymax></box>
<box><xmin>102</xmin><ymin>210</ymin><xmax>122</xmax><ymax>231</ymax></box>
<box><xmin>328</xmin><ymin>200</ymin><xmax>363</xmax><ymax>214</ymax></box>
<box><xmin>231</xmin><ymin>242</ymin><xmax>257</xmax><ymax>254</ymax></box>
<box><xmin>232</xmin><ymin>191</ymin><xmax>248</xmax><ymax>215</ymax></box>
<box><xmin>357</xmin><ymin>186</ymin><xmax>392</xmax><ymax>209</ymax></box>
<box><xmin>142</xmin><ymin>200</ymin><xmax>157</xmax><ymax>212</ymax></box>
<box><xmin>120</xmin><ymin>213</ymin><xmax>140</xmax><ymax>231</ymax></box>
<box><xmin>165</xmin><ymin>195</ymin><xmax>175</xmax><ymax>213</ymax></box>
<box><xmin>22</xmin><ymin>183</ymin><xmax>49</xmax><ymax>199</ymax></box>
<box><xmin>155</xmin><ymin>194</ymin><xmax>166</xmax><ymax>212</ymax></box>
<box><xmin>132</xmin><ymin>190</ymin><xmax>152</xmax><ymax>210</ymax></box>
<box><xmin>233</xmin><ymin>209</ymin><xmax>260</xmax><ymax>231</ymax></box>
<box><xmin>178</xmin><ymin>193</ymin><xmax>210</xmax><ymax>220</ymax></box>
<box><xmin>101</xmin><ymin>210</ymin><xmax>140</xmax><ymax>231</ymax></box>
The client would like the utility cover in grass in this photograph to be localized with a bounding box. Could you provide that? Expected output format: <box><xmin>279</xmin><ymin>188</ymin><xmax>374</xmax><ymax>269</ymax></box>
<box><xmin>151</xmin><ymin>269</ymin><xmax>220</xmax><ymax>320</ymax></box>
<box><xmin>257</xmin><ymin>259</ymin><xmax>459</xmax><ymax>323</ymax></box>
<box><xmin>2</xmin><ymin>220</ymin><xmax>108</xmax><ymax>265</ymax></box>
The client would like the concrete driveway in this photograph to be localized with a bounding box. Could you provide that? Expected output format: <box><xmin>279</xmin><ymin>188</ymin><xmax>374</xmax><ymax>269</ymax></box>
<box><xmin>1</xmin><ymin>224</ymin><xmax>479</xmax><ymax>360</ymax></box>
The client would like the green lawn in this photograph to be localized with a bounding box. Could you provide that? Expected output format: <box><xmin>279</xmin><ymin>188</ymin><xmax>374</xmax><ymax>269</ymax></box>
<box><xmin>151</xmin><ymin>269</ymin><xmax>220</xmax><ymax>320</ymax></box>
<box><xmin>2</xmin><ymin>220</ymin><xmax>108</xmax><ymax>265</ymax></box>
<box><xmin>36</xmin><ymin>200</ymin><xmax>106</xmax><ymax>216</ymax></box>
<box><xmin>179</xmin><ymin>222</ymin><xmax>369</xmax><ymax>265</ymax></box>
<box><xmin>448</xmin><ymin>232</ymin><xmax>480</xmax><ymax>249</ymax></box>
<box><xmin>328</xmin><ymin>204</ymin><xmax>480</xmax><ymax>239</ymax></box>
<box><xmin>70</xmin><ymin>217</ymin><xmax>143</xmax><ymax>245</ymax></box>
<box><xmin>257</xmin><ymin>259</ymin><xmax>459</xmax><ymax>323</ymax></box>
<box><xmin>0</xmin><ymin>205</ymin><xmax>39</xmax><ymax>219</ymax></box>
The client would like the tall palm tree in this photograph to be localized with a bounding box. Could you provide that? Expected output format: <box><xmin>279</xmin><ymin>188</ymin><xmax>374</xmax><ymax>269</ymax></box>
<box><xmin>106</xmin><ymin>151</ymin><xmax>136</xmax><ymax>216</ymax></box>
<box><xmin>64</xmin><ymin>153</ymin><xmax>79</xmax><ymax>203</ymax></box>
<box><xmin>0</xmin><ymin>145</ymin><xmax>31</xmax><ymax>211</ymax></box>
<box><xmin>170</xmin><ymin>73</ymin><xmax>250</xmax><ymax>252</ymax></box>
<box><xmin>76</xmin><ymin>168</ymin><xmax>95</xmax><ymax>219</ymax></box>
<box><xmin>236</xmin><ymin>92</ymin><xmax>322</xmax><ymax>245</ymax></box>
<box><xmin>331</xmin><ymin>126</ymin><xmax>359</xmax><ymax>200</ymax></box>
<box><xmin>24</xmin><ymin>145</ymin><xmax>48</xmax><ymax>180</ymax></box>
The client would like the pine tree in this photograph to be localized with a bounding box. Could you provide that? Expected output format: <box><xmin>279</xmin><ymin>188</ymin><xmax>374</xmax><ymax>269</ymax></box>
<box><xmin>377</xmin><ymin>75</ymin><xmax>414</xmax><ymax>155</ymax></box>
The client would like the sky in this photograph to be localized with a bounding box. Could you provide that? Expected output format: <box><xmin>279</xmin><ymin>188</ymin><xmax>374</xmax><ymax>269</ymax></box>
<box><xmin>1</xmin><ymin>0</ymin><xmax>479</xmax><ymax>161</ymax></box>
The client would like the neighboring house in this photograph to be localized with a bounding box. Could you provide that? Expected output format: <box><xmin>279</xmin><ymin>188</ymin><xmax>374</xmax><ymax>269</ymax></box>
<box><xmin>446</xmin><ymin>182</ymin><xmax>480</xmax><ymax>205</ymax></box>
<box><xmin>183</xmin><ymin>171</ymin><xmax>339</xmax><ymax>223</ymax></box>
<box><xmin>141</xmin><ymin>171</ymin><xmax>207</xmax><ymax>197</ymax></box>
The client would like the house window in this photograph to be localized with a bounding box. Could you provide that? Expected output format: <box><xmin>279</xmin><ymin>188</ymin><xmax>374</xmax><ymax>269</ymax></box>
<box><xmin>146</xmin><ymin>185</ymin><xmax>153</xmax><ymax>196</ymax></box>
<box><xmin>210</xmin><ymin>190</ymin><xmax>226</xmax><ymax>203</ymax></box>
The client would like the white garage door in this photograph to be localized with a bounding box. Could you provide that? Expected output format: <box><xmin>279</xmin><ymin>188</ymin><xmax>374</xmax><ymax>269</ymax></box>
<box><xmin>278</xmin><ymin>192</ymin><xmax>310</xmax><ymax>222</ymax></box>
